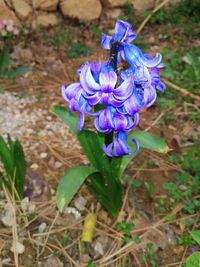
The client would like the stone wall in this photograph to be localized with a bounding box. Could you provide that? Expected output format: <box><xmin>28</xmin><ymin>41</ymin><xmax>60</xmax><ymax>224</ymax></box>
<box><xmin>0</xmin><ymin>0</ymin><xmax>157</xmax><ymax>28</ymax></box>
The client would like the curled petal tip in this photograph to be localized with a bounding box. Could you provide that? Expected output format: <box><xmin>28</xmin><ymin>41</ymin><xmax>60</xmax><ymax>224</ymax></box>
<box><xmin>141</xmin><ymin>53</ymin><xmax>162</xmax><ymax>68</ymax></box>
<box><xmin>130</xmin><ymin>138</ymin><xmax>139</xmax><ymax>155</ymax></box>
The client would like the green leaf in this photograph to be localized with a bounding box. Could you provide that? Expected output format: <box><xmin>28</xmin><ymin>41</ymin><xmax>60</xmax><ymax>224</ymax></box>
<box><xmin>88</xmin><ymin>172</ymin><xmax>123</xmax><ymax>218</ymax></box>
<box><xmin>118</xmin><ymin>154</ymin><xmax>135</xmax><ymax>179</ymax></box>
<box><xmin>0</xmin><ymin>135</ymin><xmax>26</xmax><ymax>199</ymax></box>
<box><xmin>7</xmin><ymin>134</ymin><xmax>15</xmax><ymax>155</ymax></box>
<box><xmin>0</xmin><ymin>136</ymin><xmax>14</xmax><ymax>178</ymax></box>
<box><xmin>128</xmin><ymin>131</ymin><xmax>169</xmax><ymax>153</ymax></box>
<box><xmin>78</xmin><ymin>130</ymin><xmax>111</xmax><ymax>175</ymax></box>
<box><xmin>13</xmin><ymin>140</ymin><xmax>26</xmax><ymax>199</ymax></box>
<box><xmin>56</xmin><ymin>165</ymin><xmax>97</xmax><ymax>212</ymax></box>
<box><xmin>191</xmin><ymin>231</ymin><xmax>200</xmax><ymax>245</ymax></box>
<box><xmin>117</xmin><ymin>131</ymin><xmax>169</xmax><ymax>179</ymax></box>
<box><xmin>0</xmin><ymin>45</ymin><xmax>11</xmax><ymax>77</ymax></box>
<box><xmin>110</xmin><ymin>156</ymin><xmax>122</xmax><ymax>180</ymax></box>
<box><xmin>7</xmin><ymin>65</ymin><xmax>29</xmax><ymax>80</ymax></box>
<box><xmin>51</xmin><ymin>105</ymin><xmax>78</xmax><ymax>135</ymax></box>
<box><xmin>186</xmin><ymin>252</ymin><xmax>200</xmax><ymax>267</ymax></box>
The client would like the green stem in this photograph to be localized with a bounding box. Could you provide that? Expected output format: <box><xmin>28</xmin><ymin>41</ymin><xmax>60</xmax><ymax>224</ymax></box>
<box><xmin>108</xmin><ymin>41</ymin><xmax>120</xmax><ymax>72</ymax></box>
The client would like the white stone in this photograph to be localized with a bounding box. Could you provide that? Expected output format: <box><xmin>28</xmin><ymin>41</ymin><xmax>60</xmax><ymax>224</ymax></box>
<box><xmin>20</xmin><ymin>197</ymin><xmax>29</xmax><ymax>212</ymax></box>
<box><xmin>63</xmin><ymin>207</ymin><xmax>81</xmax><ymax>219</ymax></box>
<box><xmin>38</xmin><ymin>222</ymin><xmax>47</xmax><ymax>233</ymax></box>
<box><xmin>0</xmin><ymin>205</ymin><xmax>15</xmax><ymax>227</ymax></box>
<box><xmin>40</xmin><ymin>152</ymin><xmax>48</xmax><ymax>158</ymax></box>
<box><xmin>94</xmin><ymin>242</ymin><xmax>104</xmax><ymax>255</ymax></box>
<box><xmin>11</xmin><ymin>0</ymin><xmax>32</xmax><ymax>20</ymax></box>
<box><xmin>60</xmin><ymin>0</ymin><xmax>102</xmax><ymax>20</ymax></box>
<box><xmin>21</xmin><ymin>197</ymin><xmax>35</xmax><ymax>213</ymax></box>
<box><xmin>11</xmin><ymin>241</ymin><xmax>25</xmax><ymax>254</ymax></box>
<box><xmin>55</xmin><ymin>161</ymin><xmax>62</xmax><ymax>169</ymax></box>
<box><xmin>74</xmin><ymin>196</ymin><xmax>87</xmax><ymax>211</ymax></box>
<box><xmin>46</xmin><ymin>116</ymin><xmax>52</xmax><ymax>121</ymax></box>
<box><xmin>30</xmin><ymin>163</ymin><xmax>39</xmax><ymax>170</ymax></box>
<box><xmin>33</xmin><ymin>0</ymin><xmax>59</xmax><ymax>11</ymax></box>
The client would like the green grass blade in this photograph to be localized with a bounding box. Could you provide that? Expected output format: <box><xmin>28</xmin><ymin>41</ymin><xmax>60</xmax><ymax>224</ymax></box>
<box><xmin>13</xmin><ymin>139</ymin><xmax>26</xmax><ymax>199</ymax></box>
<box><xmin>7</xmin><ymin>65</ymin><xmax>29</xmax><ymax>80</ymax></box>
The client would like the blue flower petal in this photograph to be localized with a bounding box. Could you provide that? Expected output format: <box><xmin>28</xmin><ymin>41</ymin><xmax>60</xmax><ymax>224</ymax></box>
<box><xmin>101</xmin><ymin>33</ymin><xmax>112</xmax><ymax>50</ymax></box>
<box><xmin>99</xmin><ymin>70</ymin><xmax>117</xmax><ymax>92</ymax></box>
<box><xmin>98</xmin><ymin>108</ymin><xmax>115</xmax><ymax>130</ymax></box>
<box><xmin>94</xmin><ymin>117</ymin><xmax>112</xmax><ymax>133</ymax></box>
<box><xmin>80</xmin><ymin>64</ymin><xmax>100</xmax><ymax>94</ymax></box>
<box><xmin>102</xmin><ymin>131</ymin><xmax>139</xmax><ymax>157</ymax></box>
<box><xmin>114</xmin><ymin>20</ymin><xmax>136</xmax><ymax>43</ymax></box>
<box><xmin>144</xmin><ymin>85</ymin><xmax>157</xmax><ymax>107</ymax></box>
<box><xmin>124</xmin><ymin>44</ymin><xmax>162</xmax><ymax>68</ymax></box>
<box><xmin>157</xmin><ymin>81</ymin><xmax>166</xmax><ymax>92</ymax></box>
<box><xmin>84</xmin><ymin>91</ymin><xmax>102</xmax><ymax>105</ymax></box>
<box><xmin>114</xmin><ymin>76</ymin><xmax>134</xmax><ymax>100</ymax></box>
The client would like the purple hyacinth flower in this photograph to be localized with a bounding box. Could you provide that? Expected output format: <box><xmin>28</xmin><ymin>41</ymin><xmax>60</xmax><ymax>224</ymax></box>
<box><xmin>103</xmin><ymin>131</ymin><xmax>139</xmax><ymax>157</ymax></box>
<box><xmin>188</xmin><ymin>245</ymin><xmax>200</xmax><ymax>256</ymax></box>
<box><xmin>94</xmin><ymin>106</ymin><xmax>139</xmax><ymax>134</ymax></box>
<box><xmin>101</xmin><ymin>20</ymin><xmax>136</xmax><ymax>50</ymax></box>
<box><xmin>62</xmin><ymin>83</ymin><xmax>92</xmax><ymax>131</ymax></box>
<box><xmin>124</xmin><ymin>44</ymin><xmax>162</xmax><ymax>69</ymax></box>
<box><xmin>80</xmin><ymin>63</ymin><xmax>134</xmax><ymax>107</ymax></box>
<box><xmin>144</xmin><ymin>53</ymin><xmax>166</xmax><ymax>92</ymax></box>
<box><xmin>101</xmin><ymin>20</ymin><xmax>137</xmax><ymax>62</ymax></box>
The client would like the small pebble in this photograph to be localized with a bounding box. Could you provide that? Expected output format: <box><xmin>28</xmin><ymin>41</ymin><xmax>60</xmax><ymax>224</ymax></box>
<box><xmin>10</xmin><ymin>241</ymin><xmax>25</xmax><ymax>254</ymax></box>
<box><xmin>21</xmin><ymin>197</ymin><xmax>35</xmax><ymax>214</ymax></box>
<box><xmin>74</xmin><ymin>196</ymin><xmax>87</xmax><ymax>211</ymax></box>
<box><xmin>46</xmin><ymin>116</ymin><xmax>52</xmax><ymax>121</ymax></box>
<box><xmin>40</xmin><ymin>152</ymin><xmax>48</xmax><ymax>158</ymax></box>
<box><xmin>55</xmin><ymin>161</ymin><xmax>62</xmax><ymax>169</ymax></box>
<box><xmin>30</xmin><ymin>163</ymin><xmax>39</xmax><ymax>170</ymax></box>
<box><xmin>0</xmin><ymin>204</ymin><xmax>15</xmax><ymax>227</ymax></box>
<box><xmin>38</xmin><ymin>222</ymin><xmax>47</xmax><ymax>233</ymax></box>
<box><xmin>94</xmin><ymin>242</ymin><xmax>104</xmax><ymax>256</ymax></box>
<box><xmin>63</xmin><ymin>207</ymin><xmax>81</xmax><ymax>220</ymax></box>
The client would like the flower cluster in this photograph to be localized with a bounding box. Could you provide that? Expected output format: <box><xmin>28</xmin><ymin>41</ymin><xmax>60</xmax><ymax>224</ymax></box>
<box><xmin>0</xmin><ymin>19</ymin><xmax>19</xmax><ymax>37</ymax></box>
<box><xmin>62</xmin><ymin>20</ymin><xmax>166</xmax><ymax>157</ymax></box>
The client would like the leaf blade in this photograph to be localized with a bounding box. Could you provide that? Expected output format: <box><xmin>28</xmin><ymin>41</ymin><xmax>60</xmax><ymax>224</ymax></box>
<box><xmin>51</xmin><ymin>105</ymin><xmax>78</xmax><ymax>135</ymax></box>
<box><xmin>191</xmin><ymin>230</ymin><xmax>200</xmax><ymax>245</ymax></box>
<box><xmin>78</xmin><ymin>130</ymin><xmax>111</xmax><ymax>175</ymax></box>
<box><xmin>0</xmin><ymin>45</ymin><xmax>11</xmax><ymax>77</ymax></box>
<box><xmin>13</xmin><ymin>139</ymin><xmax>26</xmax><ymax>199</ymax></box>
<box><xmin>118</xmin><ymin>131</ymin><xmax>169</xmax><ymax>178</ymax></box>
<box><xmin>128</xmin><ymin>131</ymin><xmax>169</xmax><ymax>153</ymax></box>
<box><xmin>56</xmin><ymin>165</ymin><xmax>97</xmax><ymax>212</ymax></box>
<box><xmin>7</xmin><ymin>65</ymin><xmax>29</xmax><ymax>80</ymax></box>
<box><xmin>185</xmin><ymin>252</ymin><xmax>200</xmax><ymax>267</ymax></box>
<box><xmin>0</xmin><ymin>135</ymin><xmax>14</xmax><ymax>178</ymax></box>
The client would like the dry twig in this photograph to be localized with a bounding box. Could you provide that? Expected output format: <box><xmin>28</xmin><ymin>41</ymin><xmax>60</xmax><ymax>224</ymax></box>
<box><xmin>136</xmin><ymin>0</ymin><xmax>170</xmax><ymax>35</ymax></box>
<box><xmin>162</xmin><ymin>78</ymin><xmax>200</xmax><ymax>102</ymax></box>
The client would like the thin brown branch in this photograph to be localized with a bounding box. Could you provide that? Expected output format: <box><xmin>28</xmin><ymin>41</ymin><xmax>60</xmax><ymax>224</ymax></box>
<box><xmin>136</xmin><ymin>0</ymin><xmax>170</xmax><ymax>35</ymax></box>
<box><xmin>162</xmin><ymin>78</ymin><xmax>200</xmax><ymax>102</ymax></box>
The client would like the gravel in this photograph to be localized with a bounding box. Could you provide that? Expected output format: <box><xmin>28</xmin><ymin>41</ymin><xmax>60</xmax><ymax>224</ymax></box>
<box><xmin>0</xmin><ymin>91</ymin><xmax>81</xmax><ymax>164</ymax></box>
